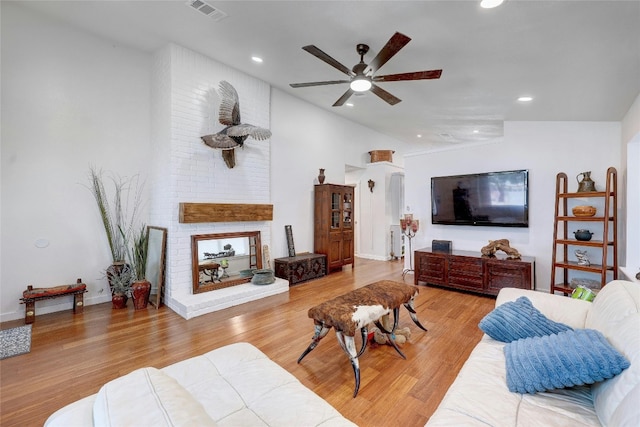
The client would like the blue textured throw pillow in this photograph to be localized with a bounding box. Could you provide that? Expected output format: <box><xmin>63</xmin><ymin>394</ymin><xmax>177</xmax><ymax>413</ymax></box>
<box><xmin>479</xmin><ymin>296</ymin><xmax>572</xmax><ymax>343</ymax></box>
<box><xmin>504</xmin><ymin>329</ymin><xmax>630</xmax><ymax>394</ymax></box>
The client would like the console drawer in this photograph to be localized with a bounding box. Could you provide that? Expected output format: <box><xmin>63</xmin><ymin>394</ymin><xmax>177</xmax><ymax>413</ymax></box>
<box><xmin>416</xmin><ymin>253</ymin><xmax>446</xmax><ymax>285</ymax></box>
<box><xmin>448</xmin><ymin>258</ymin><xmax>483</xmax><ymax>290</ymax></box>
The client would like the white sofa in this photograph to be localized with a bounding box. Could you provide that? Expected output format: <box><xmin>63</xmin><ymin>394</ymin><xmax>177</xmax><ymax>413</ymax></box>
<box><xmin>45</xmin><ymin>342</ymin><xmax>356</xmax><ymax>427</ymax></box>
<box><xmin>426</xmin><ymin>280</ymin><xmax>639</xmax><ymax>426</ymax></box>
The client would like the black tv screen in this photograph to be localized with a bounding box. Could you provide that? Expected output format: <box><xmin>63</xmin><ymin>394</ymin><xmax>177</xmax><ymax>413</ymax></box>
<box><xmin>431</xmin><ymin>170</ymin><xmax>529</xmax><ymax>227</ymax></box>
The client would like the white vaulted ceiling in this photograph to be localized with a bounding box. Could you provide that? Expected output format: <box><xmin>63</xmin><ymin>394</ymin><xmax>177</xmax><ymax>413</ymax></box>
<box><xmin>12</xmin><ymin>0</ymin><xmax>640</xmax><ymax>150</ymax></box>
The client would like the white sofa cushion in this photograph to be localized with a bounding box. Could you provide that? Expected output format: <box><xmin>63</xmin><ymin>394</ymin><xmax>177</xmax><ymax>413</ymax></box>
<box><xmin>496</xmin><ymin>287</ymin><xmax>592</xmax><ymax>329</ymax></box>
<box><xmin>585</xmin><ymin>281</ymin><xmax>640</xmax><ymax>426</ymax></box>
<box><xmin>162</xmin><ymin>342</ymin><xmax>356</xmax><ymax>427</ymax></box>
<box><xmin>608</xmin><ymin>382</ymin><xmax>640</xmax><ymax>426</ymax></box>
<box><xmin>45</xmin><ymin>342</ymin><xmax>355</xmax><ymax>427</ymax></box>
<box><xmin>93</xmin><ymin>367</ymin><xmax>216</xmax><ymax>427</ymax></box>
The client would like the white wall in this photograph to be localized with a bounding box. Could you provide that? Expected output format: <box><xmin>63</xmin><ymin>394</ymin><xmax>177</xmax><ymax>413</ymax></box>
<box><xmin>404</xmin><ymin>122</ymin><xmax>621</xmax><ymax>292</ymax></box>
<box><xmin>1</xmin><ymin>3</ymin><xmax>151</xmax><ymax>320</ymax></box>
<box><xmin>358</xmin><ymin>162</ymin><xmax>405</xmax><ymax>260</ymax></box>
<box><xmin>621</xmin><ymin>93</ymin><xmax>640</xmax><ymax>279</ymax></box>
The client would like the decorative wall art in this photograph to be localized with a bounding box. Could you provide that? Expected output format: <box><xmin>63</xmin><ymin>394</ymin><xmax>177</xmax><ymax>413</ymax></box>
<box><xmin>201</xmin><ymin>81</ymin><xmax>272</xmax><ymax>168</ymax></box>
<box><xmin>285</xmin><ymin>225</ymin><xmax>296</xmax><ymax>257</ymax></box>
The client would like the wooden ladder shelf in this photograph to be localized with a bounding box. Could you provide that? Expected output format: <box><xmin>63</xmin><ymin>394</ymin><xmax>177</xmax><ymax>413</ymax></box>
<box><xmin>550</xmin><ymin>167</ymin><xmax>618</xmax><ymax>295</ymax></box>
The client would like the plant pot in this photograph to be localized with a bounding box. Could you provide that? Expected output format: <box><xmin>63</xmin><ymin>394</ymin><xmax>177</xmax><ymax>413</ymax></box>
<box><xmin>112</xmin><ymin>293</ymin><xmax>128</xmax><ymax>309</ymax></box>
<box><xmin>131</xmin><ymin>280</ymin><xmax>151</xmax><ymax>310</ymax></box>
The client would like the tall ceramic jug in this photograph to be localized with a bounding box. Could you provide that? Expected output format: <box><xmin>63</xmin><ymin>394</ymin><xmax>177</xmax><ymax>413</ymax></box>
<box><xmin>576</xmin><ymin>171</ymin><xmax>596</xmax><ymax>192</ymax></box>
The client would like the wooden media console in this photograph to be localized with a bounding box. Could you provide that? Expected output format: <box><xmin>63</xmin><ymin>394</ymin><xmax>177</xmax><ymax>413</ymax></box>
<box><xmin>414</xmin><ymin>248</ymin><xmax>535</xmax><ymax>296</ymax></box>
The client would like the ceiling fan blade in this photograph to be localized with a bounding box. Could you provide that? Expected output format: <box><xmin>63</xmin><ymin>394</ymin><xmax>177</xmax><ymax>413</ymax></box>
<box><xmin>373</xmin><ymin>69</ymin><xmax>442</xmax><ymax>82</ymax></box>
<box><xmin>333</xmin><ymin>89</ymin><xmax>355</xmax><ymax>107</ymax></box>
<box><xmin>366</xmin><ymin>32</ymin><xmax>411</xmax><ymax>75</ymax></box>
<box><xmin>290</xmin><ymin>80</ymin><xmax>350</xmax><ymax>88</ymax></box>
<box><xmin>370</xmin><ymin>84</ymin><xmax>401</xmax><ymax>105</ymax></box>
<box><xmin>302</xmin><ymin>45</ymin><xmax>355</xmax><ymax>77</ymax></box>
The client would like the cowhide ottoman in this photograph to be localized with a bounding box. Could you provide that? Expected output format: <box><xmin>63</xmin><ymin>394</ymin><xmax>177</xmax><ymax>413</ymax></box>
<box><xmin>297</xmin><ymin>280</ymin><xmax>427</xmax><ymax>397</ymax></box>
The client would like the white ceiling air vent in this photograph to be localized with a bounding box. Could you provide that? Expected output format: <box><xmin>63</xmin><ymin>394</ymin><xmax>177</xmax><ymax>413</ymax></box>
<box><xmin>186</xmin><ymin>0</ymin><xmax>228</xmax><ymax>22</ymax></box>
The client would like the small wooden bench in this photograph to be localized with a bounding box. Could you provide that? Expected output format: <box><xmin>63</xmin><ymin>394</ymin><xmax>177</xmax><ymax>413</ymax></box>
<box><xmin>20</xmin><ymin>278</ymin><xmax>87</xmax><ymax>324</ymax></box>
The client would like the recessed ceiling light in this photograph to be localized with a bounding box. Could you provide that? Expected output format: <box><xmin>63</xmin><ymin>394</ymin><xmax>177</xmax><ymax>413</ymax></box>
<box><xmin>417</xmin><ymin>134</ymin><xmax>422</xmax><ymax>138</ymax></box>
<box><xmin>518</xmin><ymin>96</ymin><xmax>533</xmax><ymax>102</ymax></box>
<box><xmin>473</xmin><ymin>129</ymin><xmax>480</xmax><ymax>134</ymax></box>
<box><xmin>251</xmin><ymin>56</ymin><xmax>263</xmax><ymax>63</ymax></box>
<box><xmin>480</xmin><ymin>0</ymin><xmax>504</xmax><ymax>9</ymax></box>
<box><xmin>345</xmin><ymin>103</ymin><xmax>354</xmax><ymax>107</ymax></box>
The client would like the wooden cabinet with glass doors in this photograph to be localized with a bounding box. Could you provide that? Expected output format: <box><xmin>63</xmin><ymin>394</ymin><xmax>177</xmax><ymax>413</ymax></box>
<box><xmin>314</xmin><ymin>184</ymin><xmax>355</xmax><ymax>272</ymax></box>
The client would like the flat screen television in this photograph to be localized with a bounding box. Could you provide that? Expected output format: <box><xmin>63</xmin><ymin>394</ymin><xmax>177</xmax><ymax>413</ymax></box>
<box><xmin>431</xmin><ymin>169</ymin><xmax>529</xmax><ymax>227</ymax></box>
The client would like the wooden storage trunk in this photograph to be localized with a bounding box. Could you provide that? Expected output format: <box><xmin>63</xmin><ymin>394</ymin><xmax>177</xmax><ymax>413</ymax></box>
<box><xmin>274</xmin><ymin>253</ymin><xmax>326</xmax><ymax>285</ymax></box>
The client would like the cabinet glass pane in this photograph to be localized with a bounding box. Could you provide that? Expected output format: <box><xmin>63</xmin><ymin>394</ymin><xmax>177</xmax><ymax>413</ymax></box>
<box><xmin>331</xmin><ymin>193</ymin><xmax>340</xmax><ymax>210</ymax></box>
<box><xmin>332</xmin><ymin>212</ymin><xmax>340</xmax><ymax>228</ymax></box>
<box><xmin>343</xmin><ymin>212</ymin><xmax>352</xmax><ymax>227</ymax></box>
<box><xmin>343</xmin><ymin>191</ymin><xmax>352</xmax><ymax>227</ymax></box>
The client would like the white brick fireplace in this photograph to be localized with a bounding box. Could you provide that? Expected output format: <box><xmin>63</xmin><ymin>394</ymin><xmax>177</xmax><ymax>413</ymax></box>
<box><xmin>148</xmin><ymin>44</ymin><xmax>287</xmax><ymax>319</ymax></box>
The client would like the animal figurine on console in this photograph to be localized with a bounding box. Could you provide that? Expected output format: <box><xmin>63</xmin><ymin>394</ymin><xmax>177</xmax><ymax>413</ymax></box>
<box><xmin>481</xmin><ymin>239</ymin><xmax>521</xmax><ymax>259</ymax></box>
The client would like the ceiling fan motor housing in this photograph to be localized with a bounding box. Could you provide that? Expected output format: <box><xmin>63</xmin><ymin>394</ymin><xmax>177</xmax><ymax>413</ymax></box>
<box><xmin>352</xmin><ymin>62</ymin><xmax>368</xmax><ymax>75</ymax></box>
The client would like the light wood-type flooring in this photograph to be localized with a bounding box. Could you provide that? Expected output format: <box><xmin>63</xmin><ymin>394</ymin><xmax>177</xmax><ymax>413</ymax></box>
<box><xmin>0</xmin><ymin>258</ymin><xmax>496</xmax><ymax>427</ymax></box>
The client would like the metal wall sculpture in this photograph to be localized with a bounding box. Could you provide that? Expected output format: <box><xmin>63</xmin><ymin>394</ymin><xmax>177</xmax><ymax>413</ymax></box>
<box><xmin>201</xmin><ymin>81</ymin><xmax>272</xmax><ymax>168</ymax></box>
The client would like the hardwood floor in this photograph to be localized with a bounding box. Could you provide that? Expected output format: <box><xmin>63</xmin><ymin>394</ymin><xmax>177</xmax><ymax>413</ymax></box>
<box><xmin>0</xmin><ymin>258</ymin><xmax>496</xmax><ymax>427</ymax></box>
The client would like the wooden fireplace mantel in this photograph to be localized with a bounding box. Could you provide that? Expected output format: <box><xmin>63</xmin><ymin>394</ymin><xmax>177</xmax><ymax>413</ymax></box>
<box><xmin>179</xmin><ymin>203</ymin><xmax>273</xmax><ymax>223</ymax></box>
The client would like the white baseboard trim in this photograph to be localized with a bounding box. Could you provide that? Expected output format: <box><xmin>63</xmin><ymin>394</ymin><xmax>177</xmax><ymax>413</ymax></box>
<box><xmin>0</xmin><ymin>293</ymin><xmax>112</xmax><ymax>323</ymax></box>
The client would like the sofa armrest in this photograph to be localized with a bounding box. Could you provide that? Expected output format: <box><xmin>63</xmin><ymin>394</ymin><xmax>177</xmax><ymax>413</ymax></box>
<box><xmin>44</xmin><ymin>395</ymin><xmax>96</xmax><ymax>427</ymax></box>
<box><xmin>496</xmin><ymin>288</ymin><xmax>592</xmax><ymax>329</ymax></box>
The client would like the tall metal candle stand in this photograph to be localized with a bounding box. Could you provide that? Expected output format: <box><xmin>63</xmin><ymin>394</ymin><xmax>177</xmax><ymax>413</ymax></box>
<box><xmin>400</xmin><ymin>215</ymin><xmax>419</xmax><ymax>279</ymax></box>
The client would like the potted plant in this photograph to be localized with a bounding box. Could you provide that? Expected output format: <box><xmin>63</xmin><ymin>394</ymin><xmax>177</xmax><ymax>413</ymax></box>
<box><xmin>105</xmin><ymin>263</ymin><xmax>134</xmax><ymax>309</ymax></box>
<box><xmin>87</xmin><ymin>167</ymin><xmax>144</xmax><ymax>306</ymax></box>
<box><xmin>128</xmin><ymin>224</ymin><xmax>151</xmax><ymax>310</ymax></box>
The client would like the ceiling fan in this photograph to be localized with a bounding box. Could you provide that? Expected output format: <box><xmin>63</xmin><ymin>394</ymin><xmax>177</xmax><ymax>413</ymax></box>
<box><xmin>290</xmin><ymin>32</ymin><xmax>442</xmax><ymax>107</ymax></box>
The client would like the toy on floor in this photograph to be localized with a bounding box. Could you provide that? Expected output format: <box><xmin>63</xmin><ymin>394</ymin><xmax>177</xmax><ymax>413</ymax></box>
<box><xmin>370</xmin><ymin>314</ymin><xmax>412</xmax><ymax>347</ymax></box>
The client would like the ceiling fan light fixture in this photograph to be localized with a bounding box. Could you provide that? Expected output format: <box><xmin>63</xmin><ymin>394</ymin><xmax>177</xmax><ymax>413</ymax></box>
<box><xmin>350</xmin><ymin>76</ymin><xmax>372</xmax><ymax>92</ymax></box>
<box><xmin>480</xmin><ymin>0</ymin><xmax>504</xmax><ymax>9</ymax></box>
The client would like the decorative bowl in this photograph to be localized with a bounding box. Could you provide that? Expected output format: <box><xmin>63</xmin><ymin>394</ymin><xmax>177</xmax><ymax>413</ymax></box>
<box><xmin>238</xmin><ymin>269</ymin><xmax>255</xmax><ymax>278</ymax></box>
<box><xmin>572</xmin><ymin>205</ymin><xmax>597</xmax><ymax>217</ymax></box>
<box><xmin>251</xmin><ymin>269</ymin><xmax>275</xmax><ymax>285</ymax></box>
<box><xmin>574</xmin><ymin>229</ymin><xmax>594</xmax><ymax>241</ymax></box>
